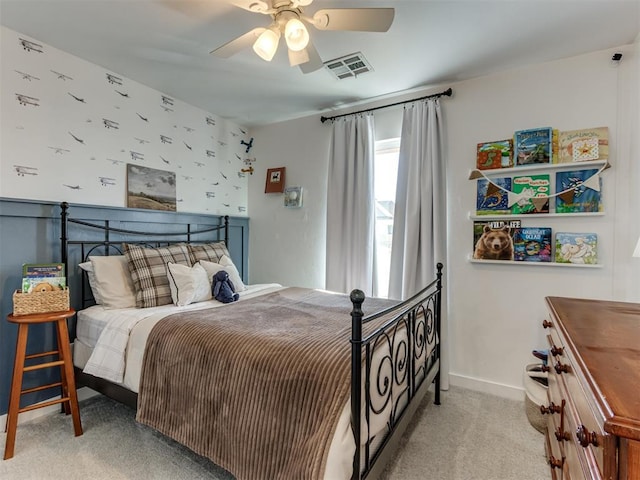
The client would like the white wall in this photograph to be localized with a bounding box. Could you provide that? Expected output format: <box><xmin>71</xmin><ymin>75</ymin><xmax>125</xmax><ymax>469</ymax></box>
<box><xmin>0</xmin><ymin>27</ymin><xmax>249</xmax><ymax>216</ymax></box>
<box><xmin>249</xmin><ymin>45</ymin><xmax>640</xmax><ymax>399</ymax></box>
<box><xmin>247</xmin><ymin>114</ymin><xmax>330</xmax><ymax>288</ymax></box>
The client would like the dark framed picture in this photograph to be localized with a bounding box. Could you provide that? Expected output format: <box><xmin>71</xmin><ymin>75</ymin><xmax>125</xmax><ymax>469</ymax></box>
<box><xmin>127</xmin><ymin>164</ymin><xmax>176</xmax><ymax>211</ymax></box>
<box><xmin>265</xmin><ymin>167</ymin><xmax>286</xmax><ymax>193</ymax></box>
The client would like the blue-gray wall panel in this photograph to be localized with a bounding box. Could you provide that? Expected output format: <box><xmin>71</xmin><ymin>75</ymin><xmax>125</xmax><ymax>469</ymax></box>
<box><xmin>0</xmin><ymin>198</ymin><xmax>249</xmax><ymax>415</ymax></box>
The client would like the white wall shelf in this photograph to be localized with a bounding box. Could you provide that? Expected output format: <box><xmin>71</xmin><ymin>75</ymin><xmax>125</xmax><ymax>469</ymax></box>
<box><xmin>468</xmin><ymin>258</ymin><xmax>603</xmax><ymax>268</ymax></box>
<box><xmin>468</xmin><ymin>159</ymin><xmax>609</xmax><ymax>179</ymax></box>
<box><xmin>469</xmin><ymin>212</ymin><xmax>605</xmax><ymax>220</ymax></box>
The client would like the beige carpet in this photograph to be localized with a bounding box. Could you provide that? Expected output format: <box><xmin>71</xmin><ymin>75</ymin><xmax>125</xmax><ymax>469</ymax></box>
<box><xmin>0</xmin><ymin>386</ymin><xmax>550</xmax><ymax>480</ymax></box>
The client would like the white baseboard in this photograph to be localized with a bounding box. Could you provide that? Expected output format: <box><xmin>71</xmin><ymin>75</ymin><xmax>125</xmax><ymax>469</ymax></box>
<box><xmin>449</xmin><ymin>373</ymin><xmax>525</xmax><ymax>402</ymax></box>
<box><xmin>1</xmin><ymin>386</ymin><xmax>99</xmax><ymax>430</ymax></box>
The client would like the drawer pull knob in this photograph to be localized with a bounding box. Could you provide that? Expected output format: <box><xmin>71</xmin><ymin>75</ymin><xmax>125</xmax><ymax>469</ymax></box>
<box><xmin>540</xmin><ymin>402</ymin><xmax>562</xmax><ymax>415</ymax></box>
<box><xmin>554</xmin><ymin>362</ymin><xmax>570</xmax><ymax>374</ymax></box>
<box><xmin>542</xmin><ymin>320</ymin><xmax>553</xmax><ymax>329</ymax></box>
<box><xmin>576</xmin><ymin>425</ymin><xmax>598</xmax><ymax>447</ymax></box>
<box><xmin>548</xmin><ymin>455</ymin><xmax>564</xmax><ymax>469</ymax></box>
<box><xmin>555</xmin><ymin>427</ymin><xmax>570</xmax><ymax>442</ymax></box>
<box><xmin>540</xmin><ymin>365</ymin><xmax>551</xmax><ymax>373</ymax></box>
<box><xmin>550</xmin><ymin>346</ymin><xmax>564</xmax><ymax>356</ymax></box>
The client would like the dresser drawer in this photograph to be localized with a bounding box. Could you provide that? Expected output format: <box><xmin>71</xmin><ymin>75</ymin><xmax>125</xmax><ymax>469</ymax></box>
<box><xmin>563</xmin><ymin>398</ymin><xmax>603</xmax><ymax>480</ymax></box>
<box><xmin>544</xmin><ymin>322</ymin><xmax>615</xmax><ymax>479</ymax></box>
<box><xmin>545</xmin><ymin>416</ymin><xmax>565</xmax><ymax>480</ymax></box>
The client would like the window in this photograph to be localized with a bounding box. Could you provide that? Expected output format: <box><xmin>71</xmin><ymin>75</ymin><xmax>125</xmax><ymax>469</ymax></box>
<box><xmin>374</xmin><ymin>138</ymin><xmax>400</xmax><ymax>297</ymax></box>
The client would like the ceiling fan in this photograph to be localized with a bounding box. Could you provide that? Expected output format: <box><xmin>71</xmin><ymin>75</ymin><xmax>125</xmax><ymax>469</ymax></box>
<box><xmin>210</xmin><ymin>0</ymin><xmax>394</xmax><ymax>74</ymax></box>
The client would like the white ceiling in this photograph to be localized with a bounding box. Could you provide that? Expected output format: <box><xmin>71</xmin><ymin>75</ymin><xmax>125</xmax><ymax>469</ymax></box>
<box><xmin>1</xmin><ymin>0</ymin><xmax>638</xmax><ymax>127</ymax></box>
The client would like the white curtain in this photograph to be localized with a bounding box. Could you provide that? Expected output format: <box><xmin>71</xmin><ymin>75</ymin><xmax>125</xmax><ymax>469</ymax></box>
<box><xmin>325</xmin><ymin>114</ymin><xmax>377</xmax><ymax>296</ymax></box>
<box><xmin>388</xmin><ymin>99</ymin><xmax>446</xmax><ymax>300</ymax></box>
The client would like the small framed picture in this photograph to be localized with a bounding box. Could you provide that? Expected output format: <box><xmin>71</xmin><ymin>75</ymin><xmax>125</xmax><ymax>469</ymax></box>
<box><xmin>284</xmin><ymin>187</ymin><xmax>303</xmax><ymax>208</ymax></box>
<box><xmin>265</xmin><ymin>167</ymin><xmax>286</xmax><ymax>193</ymax></box>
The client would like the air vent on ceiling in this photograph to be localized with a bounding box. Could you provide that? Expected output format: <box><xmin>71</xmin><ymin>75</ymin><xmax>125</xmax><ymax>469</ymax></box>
<box><xmin>323</xmin><ymin>52</ymin><xmax>373</xmax><ymax>80</ymax></box>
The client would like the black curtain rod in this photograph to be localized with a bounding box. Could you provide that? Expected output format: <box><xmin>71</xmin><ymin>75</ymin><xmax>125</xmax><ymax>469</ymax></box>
<box><xmin>320</xmin><ymin>87</ymin><xmax>452</xmax><ymax>123</ymax></box>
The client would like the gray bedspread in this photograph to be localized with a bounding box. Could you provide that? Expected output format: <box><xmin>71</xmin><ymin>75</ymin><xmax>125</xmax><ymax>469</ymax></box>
<box><xmin>136</xmin><ymin>287</ymin><xmax>396</xmax><ymax>480</ymax></box>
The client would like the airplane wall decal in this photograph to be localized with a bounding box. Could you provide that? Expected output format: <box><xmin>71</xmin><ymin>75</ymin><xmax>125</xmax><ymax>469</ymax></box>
<box><xmin>19</xmin><ymin>38</ymin><xmax>43</xmax><ymax>53</ymax></box>
<box><xmin>240</xmin><ymin>137</ymin><xmax>254</xmax><ymax>153</ymax></box>
<box><xmin>15</xmin><ymin>70</ymin><xmax>40</xmax><ymax>81</ymax></box>
<box><xmin>51</xmin><ymin>70</ymin><xmax>73</xmax><ymax>81</ymax></box>
<box><xmin>16</xmin><ymin>94</ymin><xmax>39</xmax><ymax>106</ymax></box>
<box><xmin>14</xmin><ymin>165</ymin><xmax>38</xmax><ymax>176</ymax></box>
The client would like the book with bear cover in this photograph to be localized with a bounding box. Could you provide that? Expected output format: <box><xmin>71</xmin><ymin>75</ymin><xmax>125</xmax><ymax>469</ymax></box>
<box><xmin>513</xmin><ymin>227</ymin><xmax>552</xmax><ymax>262</ymax></box>
<box><xmin>514</xmin><ymin>127</ymin><xmax>553</xmax><ymax>166</ymax></box>
<box><xmin>473</xmin><ymin>220</ymin><xmax>520</xmax><ymax>261</ymax></box>
<box><xmin>555</xmin><ymin>232</ymin><xmax>598</xmax><ymax>264</ymax></box>
<box><xmin>476</xmin><ymin>177</ymin><xmax>511</xmax><ymax>215</ymax></box>
<box><xmin>557</xmin><ymin>127</ymin><xmax>609</xmax><ymax>163</ymax></box>
<box><xmin>555</xmin><ymin>169</ymin><xmax>602</xmax><ymax>213</ymax></box>
<box><xmin>511</xmin><ymin>174</ymin><xmax>550</xmax><ymax>214</ymax></box>
<box><xmin>21</xmin><ymin>262</ymin><xmax>66</xmax><ymax>293</ymax></box>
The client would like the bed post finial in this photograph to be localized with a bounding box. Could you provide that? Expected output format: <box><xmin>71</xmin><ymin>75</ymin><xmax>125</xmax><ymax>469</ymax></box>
<box><xmin>350</xmin><ymin>288</ymin><xmax>365</xmax><ymax>480</ymax></box>
<box><xmin>61</xmin><ymin>202</ymin><xmax>69</xmax><ymax>266</ymax></box>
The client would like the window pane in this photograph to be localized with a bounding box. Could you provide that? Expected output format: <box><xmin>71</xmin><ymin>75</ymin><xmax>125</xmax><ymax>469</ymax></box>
<box><xmin>374</xmin><ymin>138</ymin><xmax>400</xmax><ymax>298</ymax></box>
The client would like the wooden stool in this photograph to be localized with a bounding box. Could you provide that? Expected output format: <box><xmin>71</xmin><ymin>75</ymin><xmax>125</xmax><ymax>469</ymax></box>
<box><xmin>4</xmin><ymin>309</ymin><xmax>82</xmax><ymax>460</ymax></box>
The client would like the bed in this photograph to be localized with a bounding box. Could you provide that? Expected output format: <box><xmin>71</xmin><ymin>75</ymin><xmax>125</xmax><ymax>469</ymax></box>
<box><xmin>59</xmin><ymin>202</ymin><xmax>443</xmax><ymax>480</ymax></box>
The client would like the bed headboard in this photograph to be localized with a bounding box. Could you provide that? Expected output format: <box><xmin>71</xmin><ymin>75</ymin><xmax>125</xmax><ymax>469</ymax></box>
<box><xmin>59</xmin><ymin>202</ymin><xmax>236</xmax><ymax>311</ymax></box>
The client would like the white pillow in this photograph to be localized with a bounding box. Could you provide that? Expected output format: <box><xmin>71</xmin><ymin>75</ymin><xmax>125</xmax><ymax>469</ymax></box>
<box><xmin>78</xmin><ymin>261</ymin><xmax>104</xmax><ymax>305</ymax></box>
<box><xmin>198</xmin><ymin>259</ymin><xmax>226</xmax><ymax>283</ymax></box>
<box><xmin>166</xmin><ymin>262</ymin><xmax>212</xmax><ymax>306</ymax></box>
<box><xmin>89</xmin><ymin>255</ymin><xmax>137</xmax><ymax>309</ymax></box>
<box><xmin>219</xmin><ymin>255</ymin><xmax>246</xmax><ymax>292</ymax></box>
<box><xmin>199</xmin><ymin>258</ymin><xmax>245</xmax><ymax>293</ymax></box>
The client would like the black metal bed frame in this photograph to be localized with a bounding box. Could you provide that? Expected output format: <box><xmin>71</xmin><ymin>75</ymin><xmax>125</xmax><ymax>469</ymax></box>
<box><xmin>350</xmin><ymin>264</ymin><xmax>442</xmax><ymax>479</ymax></box>
<box><xmin>59</xmin><ymin>201</ymin><xmax>442</xmax><ymax>480</ymax></box>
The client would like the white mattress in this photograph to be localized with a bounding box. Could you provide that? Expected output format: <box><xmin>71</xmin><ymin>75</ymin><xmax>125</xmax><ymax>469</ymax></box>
<box><xmin>73</xmin><ymin>284</ymin><xmax>434</xmax><ymax>480</ymax></box>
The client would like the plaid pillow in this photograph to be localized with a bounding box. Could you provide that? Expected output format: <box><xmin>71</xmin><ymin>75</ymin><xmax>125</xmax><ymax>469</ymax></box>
<box><xmin>188</xmin><ymin>242</ymin><xmax>230</xmax><ymax>264</ymax></box>
<box><xmin>124</xmin><ymin>243</ymin><xmax>191</xmax><ymax>308</ymax></box>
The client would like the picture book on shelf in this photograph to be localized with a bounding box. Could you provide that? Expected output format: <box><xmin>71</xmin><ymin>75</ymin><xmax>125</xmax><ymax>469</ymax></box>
<box><xmin>555</xmin><ymin>232</ymin><xmax>597</xmax><ymax>264</ymax></box>
<box><xmin>511</xmin><ymin>174</ymin><xmax>550</xmax><ymax>214</ymax></box>
<box><xmin>476</xmin><ymin>139</ymin><xmax>513</xmax><ymax>170</ymax></box>
<box><xmin>476</xmin><ymin>177</ymin><xmax>511</xmax><ymax>215</ymax></box>
<box><xmin>21</xmin><ymin>262</ymin><xmax>66</xmax><ymax>293</ymax></box>
<box><xmin>514</xmin><ymin>127</ymin><xmax>553</xmax><ymax>166</ymax></box>
<box><xmin>555</xmin><ymin>169</ymin><xmax>602</xmax><ymax>213</ymax></box>
<box><xmin>513</xmin><ymin>227</ymin><xmax>552</xmax><ymax>262</ymax></box>
<box><xmin>558</xmin><ymin>127</ymin><xmax>609</xmax><ymax>163</ymax></box>
<box><xmin>473</xmin><ymin>220</ymin><xmax>520</xmax><ymax>261</ymax></box>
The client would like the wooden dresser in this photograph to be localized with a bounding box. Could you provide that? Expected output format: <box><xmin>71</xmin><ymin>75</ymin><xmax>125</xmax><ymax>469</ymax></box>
<box><xmin>541</xmin><ymin>297</ymin><xmax>640</xmax><ymax>480</ymax></box>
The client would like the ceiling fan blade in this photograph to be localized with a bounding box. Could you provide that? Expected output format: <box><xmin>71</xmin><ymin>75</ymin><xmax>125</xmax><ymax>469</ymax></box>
<box><xmin>312</xmin><ymin>8</ymin><xmax>394</xmax><ymax>32</ymax></box>
<box><xmin>297</xmin><ymin>42</ymin><xmax>324</xmax><ymax>74</ymax></box>
<box><xmin>210</xmin><ymin>27</ymin><xmax>265</xmax><ymax>58</ymax></box>
<box><xmin>230</xmin><ymin>0</ymin><xmax>271</xmax><ymax>13</ymax></box>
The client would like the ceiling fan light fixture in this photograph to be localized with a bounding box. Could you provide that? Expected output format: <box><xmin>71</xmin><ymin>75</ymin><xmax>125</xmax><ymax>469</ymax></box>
<box><xmin>252</xmin><ymin>26</ymin><xmax>281</xmax><ymax>61</ymax></box>
<box><xmin>284</xmin><ymin>18</ymin><xmax>309</xmax><ymax>52</ymax></box>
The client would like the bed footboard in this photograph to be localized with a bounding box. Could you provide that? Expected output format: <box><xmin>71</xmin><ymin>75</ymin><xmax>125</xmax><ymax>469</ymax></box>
<box><xmin>350</xmin><ymin>263</ymin><xmax>443</xmax><ymax>480</ymax></box>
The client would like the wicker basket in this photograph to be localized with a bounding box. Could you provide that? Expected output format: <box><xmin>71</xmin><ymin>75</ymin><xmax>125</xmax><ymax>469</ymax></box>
<box><xmin>523</xmin><ymin>363</ymin><xmax>548</xmax><ymax>434</ymax></box>
<box><xmin>12</xmin><ymin>288</ymin><xmax>70</xmax><ymax>316</ymax></box>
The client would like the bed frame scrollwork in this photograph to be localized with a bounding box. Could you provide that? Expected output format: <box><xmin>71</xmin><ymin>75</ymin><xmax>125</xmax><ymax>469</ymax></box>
<box><xmin>350</xmin><ymin>263</ymin><xmax>442</xmax><ymax>479</ymax></box>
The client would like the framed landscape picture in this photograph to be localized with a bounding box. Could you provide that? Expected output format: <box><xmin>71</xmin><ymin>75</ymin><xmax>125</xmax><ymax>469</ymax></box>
<box><xmin>265</xmin><ymin>167</ymin><xmax>286</xmax><ymax>193</ymax></box>
<box><xmin>127</xmin><ymin>164</ymin><xmax>176</xmax><ymax>211</ymax></box>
